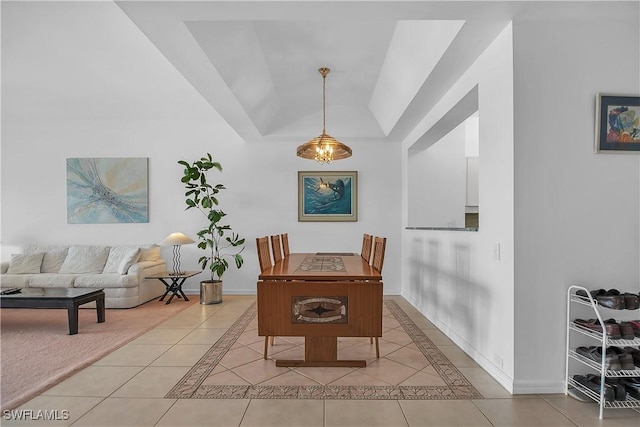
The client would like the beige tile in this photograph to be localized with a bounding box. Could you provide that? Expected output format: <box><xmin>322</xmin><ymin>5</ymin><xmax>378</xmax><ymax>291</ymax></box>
<box><xmin>294</xmin><ymin>366</ymin><xmax>354</xmax><ymax>385</ymax></box>
<box><xmin>178</xmin><ymin>327</ymin><xmax>227</xmax><ymax>345</ymax></box>
<box><xmin>219</xmin><ymin>346</ymin><xmax>263</xmax><ymax>369</ymax></box>
<box><xmin>201</xmin><ymin>369</ymin><xmax>251</xmax><ymax>386</ymax></box>
<box><xmin>43</xmin><ymin>366</ymin><xmax>143</xmax><ymax>397</ymax></box>
<box><xmin>399</xmin><ymin>366</ymin><xmax>448</xmax><ymax>386</ymax></box>
<box><xmin>359</xmin><ymin>358</ymin><xmax>419</xmax><ymax>385</ymax></box>
<box><xmin>458</xmin><ymin>367</ymin><xmax>512</xmax><ymax>398</ymax></box>
<box><xmin>379</xmin><ymin>328</ymin><xmax>414</xmax><ymax>346</ymax></box>
<box><xmin>150</xmin><ymin>344</ymin><xmax>211</xmax><ymax>366</ymax></box>
<box><xmin>328</xmin><ymin>370</ymin><xmax>391</xmax><ymax>386</ymax></box>
<box><xmin>157</xmin><ymin>398</ymin><xmax>250</xmax><ymax>426</ymax></box>
<box><xmin>258</xmin><ymin>370</ymin><xmax>321</xmax><ymax>386</ymax></box>
<box><xmin>156</xmin><ymin>315</ymin><xmax>207</xmax><ymax>329</ymax></box>
<box><xmin>399</xmin><ymin>400</ymin><xmax>493</xmax><ymax>426</ymax></box>
<box><xmin>93</xmin><ymin>344</ymin><xmax>171</xmax><ymax>366</ymax></box>
<box><xmin>385</xmin><ymin>346</ymin><xmax>431</xmax><ymax>370</ymax></box>
<box><xmin>72</xmin><ymin>397</ymin><xmax>174</xmax><ymax>426</ymax></box>
<box><xmin>129</xmin><ymin>328</ymin><xmax>192</xmax><ymax>345</ymax></box>
<box><xmin>437</xmin><ymin>345</ymin><xmax>479</xmax><ymax>367</ymax></box>
<box><xmin>110</xmin><ymin>366</ymin><xmax>190</xmax><ymax>398</ymax></box>
<box><xmin>422</xmin><ymin>327</ymin><xmax>455</xmax><ymax>345</ymax></box>
<box><xmin>542</xmin><ymin>394</ymin><xmax>640</xmax><ymax>427</ymax></box>
<box><xmin>232</xmin><ymin>359</ymin><xmax>291</xmax><ymax>384</ymax></box>
<box><xmin>325</xmin><ymin>400</ymin><xmax>408</xmax><ymax>427</ymax></box>
<box><xmin>473</xmin><ymin>398</ymin><xmax>577</xmax><ymax>426</ymax></box>
<box><xmin>240</xmin><ymin>399</ymin><xmax>324</xmax><ymax>427</ymax></box>
<box><xmin>1</xmin><ymin>395</ymin><xmax>103</xmax><ymax>426</ymax></box>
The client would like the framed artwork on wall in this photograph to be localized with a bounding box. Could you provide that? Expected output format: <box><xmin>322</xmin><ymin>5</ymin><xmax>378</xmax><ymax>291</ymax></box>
<box><xmin>66</xmin><ymin>157</ymin><xmax>149</xmax><ymax>223</ymax></box>
<box><xmin>298</xmin><ymin>171</ymin><xmax>358</xmax><ymax>222</ymax></box>
<box><xmin>595</xmin><ymin>93</ymin><xmax>640</xmax><ymax>153</ymax></box>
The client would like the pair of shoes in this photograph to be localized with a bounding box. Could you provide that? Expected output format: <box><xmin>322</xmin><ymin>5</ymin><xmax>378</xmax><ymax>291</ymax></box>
<box><xmin>605</xmin><ymin>319</ymin><xmax>636</xmax><ymax>340</ymax></box>
<box><xmin>575</xmin><ymin>346</ymin><xmax>623</xmax><ymax>370</ymax></box>
<box><xmin>574</xmin><ymin>319</ymin><xmax>621</xmax><ymax>339</ymax></box>
<box><xmin>623</xmin><ymin>346</ymin><xmax>640</xmax><ymax>367</ymax></box>
<box><xmin>626</xmin><ymin>320</ymin><xmax>640</xmax><ymax>337</ymax></box>
<box><xmin>591</xmin><ymin>376</ymin><xmax>628</xmax><ymax>401</ymax></box>
<box><xmin>609</xmin><ymin>346</ymin><xmax>636</xmax><ymax>370</ymax></box>
<box><xmin>577</xmin><ymin>289</ymin><xmax>640</xmax><ymax>309</ymax></box>
<box><xmin>620</xmin><ymin>377</ymin><xmax>640</xmax><ymax>399</ymax></box>
<box><xmin>573</xmin><ymin>374</ymin><xmax>615</xmax><ymax>402</ymax></box>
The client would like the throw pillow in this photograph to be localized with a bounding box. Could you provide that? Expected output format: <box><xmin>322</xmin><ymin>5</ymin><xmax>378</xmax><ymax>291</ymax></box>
<box><xmin>23</xmin><ymin>244</ymin><xmax>69</xmax><ymax>273</ymax></box>
<box><xmin>139</xmin><ymin>244</ymin><xmax>160</xmax><ymax>261</ymax></box>
<box><xmin>58</xmin><ymin>245</ymin><xmax>110</xmax><ymax>274</ymax></box>
<box><xmin>6</xmin><ymin>252</ymin><xmax>44</xmax><ymax>274</ymax></box>
<box><xmin>103</xmin><ymin>246</ymin><xmax>141</xmax><ymax>274</ymax></box>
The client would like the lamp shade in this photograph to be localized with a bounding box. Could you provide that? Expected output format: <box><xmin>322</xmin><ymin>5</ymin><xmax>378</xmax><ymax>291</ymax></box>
<box><xmin>159</xmin><ymin>232</ymin><xmax>195</xmax><ymax>246</ymax></box>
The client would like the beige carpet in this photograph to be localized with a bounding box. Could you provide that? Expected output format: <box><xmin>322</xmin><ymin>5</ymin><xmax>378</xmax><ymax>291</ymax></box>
<box><xmin>167</xmin><ymin>299</ymin><xmax>482</xmax><ymax>400</ymax></box>
<box><xmin>0</xmin><ymin>297</ymin><xmax>197</xmax><ymax>410</ymax></box>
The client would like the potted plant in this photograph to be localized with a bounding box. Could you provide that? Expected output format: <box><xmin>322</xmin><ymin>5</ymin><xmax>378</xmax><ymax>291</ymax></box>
<box><xmin>178</xmin><ymin>153</ymin><xmax>245</xmax><ymax>304</ymax></box>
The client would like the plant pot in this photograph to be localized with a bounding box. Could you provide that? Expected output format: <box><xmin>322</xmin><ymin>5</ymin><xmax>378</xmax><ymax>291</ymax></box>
<box><xmin>200</xmin><ymin>280</ymin><xmax>222</xmax><ymax>304</ymax></box>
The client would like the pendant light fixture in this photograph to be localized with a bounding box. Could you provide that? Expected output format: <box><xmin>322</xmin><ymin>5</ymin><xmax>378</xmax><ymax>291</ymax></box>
<box><xmin>297</xmin><ymin>67</ymin><xmax>352</xmax><ymax>164</ymax></box>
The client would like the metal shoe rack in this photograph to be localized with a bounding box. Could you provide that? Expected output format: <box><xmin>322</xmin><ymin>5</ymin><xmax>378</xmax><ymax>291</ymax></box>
<box><xmin>565</xmin><ymin>285</ymin><xmax>640</xmax><ymax>418</ymax></box>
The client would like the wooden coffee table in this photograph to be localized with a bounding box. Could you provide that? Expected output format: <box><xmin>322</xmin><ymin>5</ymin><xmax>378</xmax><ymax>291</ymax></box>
<box><xmin>0</xmin><ymin>288</ymin><xmax>105</xmax><ymax>335</ymax></box>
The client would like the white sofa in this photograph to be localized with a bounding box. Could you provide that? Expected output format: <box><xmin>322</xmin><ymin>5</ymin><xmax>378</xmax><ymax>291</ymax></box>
<box><xmin>0</xmin><ymin>244</ymin><xmax>167</xmax><ymax>308</ymax></box>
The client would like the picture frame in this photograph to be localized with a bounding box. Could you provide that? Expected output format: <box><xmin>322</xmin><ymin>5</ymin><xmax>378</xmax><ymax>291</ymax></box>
<box><xmin>298</xmin><ymin>171</ymin><xmax>358</xmax><ymax>222</ymax></box>
<box><xmin>595</xmin><ymin>93</ymin><xmax>640</xmax><ymax>153</ymax></box>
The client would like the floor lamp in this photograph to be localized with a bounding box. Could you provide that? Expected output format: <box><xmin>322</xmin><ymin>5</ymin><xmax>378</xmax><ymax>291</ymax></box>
<box><xmin>159</xmin><ymin>232</ymin><xmax>195</xmax><ymax>276</ymax></box>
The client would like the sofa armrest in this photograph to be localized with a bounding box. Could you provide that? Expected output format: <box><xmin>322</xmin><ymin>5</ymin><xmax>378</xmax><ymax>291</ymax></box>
<box><xmin>127</xmin><ymin>259</ymin><xmax>166</xmax><ymax>277</ymax></box>
<box><xmin>1</xmin><ymin>262</ymin><xmax>8</xmax><ymax>274</ymax></box>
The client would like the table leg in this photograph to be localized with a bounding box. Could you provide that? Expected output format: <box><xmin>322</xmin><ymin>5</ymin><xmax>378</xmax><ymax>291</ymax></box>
<box><xmin>67</xmin><ymin>303</ymin><xmax>79</xmax><ymax>335</ymax></box>
<box><xmin>275</xmin><ymin>336</ymin><xmax>366</xmax><ymax>368</ymax></box>
<box><xmin>96</xmin><ymin>293</ymin><xmax>105</xmax><ymax>323</ymax></box>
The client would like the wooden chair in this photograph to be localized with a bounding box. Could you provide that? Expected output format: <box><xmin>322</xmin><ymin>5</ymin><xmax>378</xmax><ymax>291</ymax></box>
<box><xmin>281</xmin><ymin>233</ymin><xmax>290</xmax><ymax>257</ymax></box>
<box><xmin>256</xmin><ymin>236</ymin><xmax>275</xmax><ymax>358</ymax></box>
<box><xmin>256</xmin><ymin>236</ymin><xmax>272</xmax><ymax>273</ymax></box>
<box><xmin>371</xmin><ymin>236</ymin><xmax>387</xmax><ymax>273</ymax></box>
<box><xmin>361</xmin><ymin>233</ymin><xmax>373</xmax><ymax>263</ymax></box>
<box><xmin>369</xmin><ymin>236</ymin><xmax>387</xmax><ymax>358</ymax></box>
<box><xmin>270</xmin><ymin>235</ymin><xmax>283</xmax><ymax>264</ymax></box>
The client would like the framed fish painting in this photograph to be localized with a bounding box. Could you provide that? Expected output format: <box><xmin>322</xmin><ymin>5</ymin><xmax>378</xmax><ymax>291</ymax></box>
<box><xmin>67</xmin><ymin>157</ymin><xmax>149</xmax><ymax>223</ymax></box>
<box><xmin>595</xmin><ymin>94</ymin><xmax>640</xmax><ymax>153</ymax></box>
<box><xmin>298</xmin><ymin>171</ymin><xmax>358</xmax><ymax>222</ymax></box>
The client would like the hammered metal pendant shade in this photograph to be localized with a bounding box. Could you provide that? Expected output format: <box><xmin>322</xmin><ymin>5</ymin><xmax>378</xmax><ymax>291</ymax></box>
<box><xmin>297</xmin><ymin>67</ymin><xmax>352</xmax><ymax>163</ymax></box>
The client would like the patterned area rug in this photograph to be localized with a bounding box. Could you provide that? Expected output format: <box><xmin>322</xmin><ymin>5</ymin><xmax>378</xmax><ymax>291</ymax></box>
<box><xmin>166</xmin><ymin>299</ymin><xmax>482</xmax><ymax>400</ymax></box>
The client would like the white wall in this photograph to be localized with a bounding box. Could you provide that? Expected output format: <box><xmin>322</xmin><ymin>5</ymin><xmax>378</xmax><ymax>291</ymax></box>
<box><xmin>0</xmin><ymin>3</ymin><xmax>402</xmax><ymax>296</ymax></box>
<box><xmin>512</xmin><ymin>16</ymin><xmax>640</xmax><ymax>393</ymax></box>
<box><xmin>402</xmin><ymin>24</ymin><xmax>515</xmax><ymax>389</ymax></box>
<box><xmin>408</xmin><ymin>123</ymin><xmax>467</xmax><ymax>227</ymax></box>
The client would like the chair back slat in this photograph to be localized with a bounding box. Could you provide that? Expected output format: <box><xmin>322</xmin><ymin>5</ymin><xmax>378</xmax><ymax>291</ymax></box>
<box><xmin>281</xmin><ymin>233</ymin><xmax>290</xmax><ymax>257</ymax></box>
<box><xmin>361</xmin><ymin>233</ymin><xmax>373</xmax><ymax>263</ymax></box>
<box><xmin>270</xmin><ymin>235</ymin><xmax>283</xmax><ymax>264</ymax></box>
<box><xmin>256</xmin><ymin>236</ymin><xmax>272</xmax><ymax>272</ymax></box>
<box><xmin>371</xmin><ymin>236</ymin><xmax>387</xmax><ymax>273</ymax></box>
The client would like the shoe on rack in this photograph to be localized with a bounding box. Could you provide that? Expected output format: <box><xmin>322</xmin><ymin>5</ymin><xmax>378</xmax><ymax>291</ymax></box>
<box><xmin>591</xmin><ymin>376</ymin><xmax>628</xmax><ymax>401</ymax></box>
<box><xmin>626</xmin><ymin>320</ymin><xmax>640</xmax><ymax>337</ymax></box>
<box><xmin>623</xmin><ymin>346</ymin><xmax>640</xmax><ymax>368</ymax></box>
<box><xmin>616</xmin><ymin>319</ymin><xmax>636</xmax><ymax>340</ymax></box>
<box><xmin>620</xmin><ymin>377</ymin><xmax>640</xmax><ymax>399</ymax></box>
<box><xmin>574</xmin><ymin>318</ymin><xmax>622</xmax><ymax>339</ymax></box>
<box><xmin>575</xmin><ymin>346</ymin><xmax>622</xmax><ymax>370</ymax></box>
<box><xmin>622</xmin><ymin>292</ymin><xmax>640</xmax><ymax>309</ymax></box>
<box><xmin>573</xmin><ymin>374</ymin><xmax>615</xmax><ymax>402</ymax></box>
<box><xmin>592</xmin><ymin>289</ymin><xmax>626</xmax><ymax>310</ymax></box>
<box><xmin>609</xmin><ymin>346</ymin><xmax>636</xmax><ymax>370</ymax></box>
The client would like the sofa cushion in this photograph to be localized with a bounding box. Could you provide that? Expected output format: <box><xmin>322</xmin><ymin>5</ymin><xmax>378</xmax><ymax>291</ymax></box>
<box><xmin>0</xmin><ymin>275</ymin><xmax>32</xmax><ymax>288</ymax></box>
<box><xmin>74</xmin><ymin>273</ymin><xmax>139</xmax><ymax>289</ymax></box>
<box><xmin>23</xmin><ymin>244</ymin><xmax>69</xmax><ymax>273</ymax></box>
<box><xmin>6</xmin><ymin>253</ymin><xmax>44</xmax><ymax>274</ymax></box>
<box><xmin>139</xmin><ymin>244</ymin><xmax>161</xmax><ymax>261</ymax></box>
<box><xmin>28</xmin><ymin>274</ymin><xmax>80</xmax><ymax>288</ymax></box>
<box><xmin>103</xmin><ymin>246</ymin><xmax>141</xmax><ymax>275</ymax></box>
<box><xmin>59</xmin><ymin>245</ymin><xmax>110</xmax><ymax>274</ymax></box>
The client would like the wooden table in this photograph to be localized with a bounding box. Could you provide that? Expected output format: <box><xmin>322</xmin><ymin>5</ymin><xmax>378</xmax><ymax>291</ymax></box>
<box><xmin>0</xmin><ymin>287</ymin><xmax>105</xmax><ymax>335</ymax></box>
<box><xmin>146</xmin><ymin>271</ymin><xmax>200</xmax><ymax>304</ymax></box>
<box><xmin>257</xmin><ymin>253</ymin><xmax>382</xmax><ymax>367</ymax></box>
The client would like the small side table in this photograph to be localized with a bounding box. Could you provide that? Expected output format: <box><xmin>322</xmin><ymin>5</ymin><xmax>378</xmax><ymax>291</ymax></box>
<box><xmin>146</xmin><ymin>271</ymin><xmax>201</xmax><ymax>304</ymax></box>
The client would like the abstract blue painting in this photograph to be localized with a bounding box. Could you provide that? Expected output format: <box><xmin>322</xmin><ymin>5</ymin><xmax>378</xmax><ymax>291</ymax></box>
<box><xmin>298</xmin><ymin>171</ymin><xmax>358</xmax><ymax>222</ymax></box>
<box><xmin>67</xmin><ymin>158</ymin><xmax>149</xmax><ymax>223</ymax></box>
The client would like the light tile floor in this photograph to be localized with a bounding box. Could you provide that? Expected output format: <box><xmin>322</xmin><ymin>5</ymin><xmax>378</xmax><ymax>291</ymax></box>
<box><xmin>3</xmin><ymin>295</ymin><xmax>640</xmax><ymax>426</ymax></box>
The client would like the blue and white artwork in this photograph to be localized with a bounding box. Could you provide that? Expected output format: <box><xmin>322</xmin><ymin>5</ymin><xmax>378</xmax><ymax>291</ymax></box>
<box><xmin>67</xmin><ymin>158</ymin><xmax>149</xmax><ymax>224</ymax></box>
<box><xmin>298</xmin><ymin>171</ymin><xmax>358</xmax><ymax>222</ymax></box>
